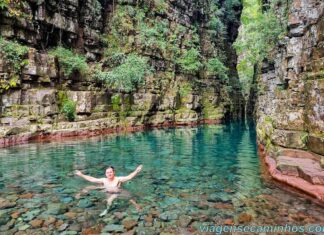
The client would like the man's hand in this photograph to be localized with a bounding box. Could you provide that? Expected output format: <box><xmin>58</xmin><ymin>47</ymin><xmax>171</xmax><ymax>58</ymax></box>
<box><xmin>135</xmin><ymin>165</ymin><xmax>143</xmax><ymax>173</ymax></box>
<box><xmin>75</xmin><ymin>170</ymin><xmax>83</xmax><ymax>177</ymax></box>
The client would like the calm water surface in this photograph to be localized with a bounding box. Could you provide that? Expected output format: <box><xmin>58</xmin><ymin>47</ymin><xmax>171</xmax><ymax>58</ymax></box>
<box><xmin>0</xmin><ymin>122</ymin><xmax>323</xmax><ymax>234</ymax></box>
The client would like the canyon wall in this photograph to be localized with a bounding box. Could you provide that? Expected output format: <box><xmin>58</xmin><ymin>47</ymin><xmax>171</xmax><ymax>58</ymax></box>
<box><xmin>255</xmin><ymin>0</ymin><xmax>324</xmax><ymax>199</ymax></box>
<box><xmin>0</xmin><ymin>0</ymin><xmax>243</xmax><ymax>146</ymax></box>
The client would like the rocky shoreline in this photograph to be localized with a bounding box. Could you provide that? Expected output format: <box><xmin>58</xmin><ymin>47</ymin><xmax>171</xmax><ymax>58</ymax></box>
<box><xmin>0</xmin><ymin>118</ymin><xmax>221</xmax><ymax>148</ymax></box>
<box><xmin>258</xmin><ymin>144</ymin><xmax>324</xmax><ymax>203</ymax></box>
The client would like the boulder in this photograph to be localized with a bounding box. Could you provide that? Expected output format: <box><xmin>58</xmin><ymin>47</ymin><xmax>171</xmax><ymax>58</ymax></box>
<box><xmin>271</xmin><ymin>129</ymin><xmax>306</xmax><ymax>149</ymax></box>
<box><xmin>308</xmin><ymin>135</ymin><xmax>324</xmax><ymax>156</ymax></box>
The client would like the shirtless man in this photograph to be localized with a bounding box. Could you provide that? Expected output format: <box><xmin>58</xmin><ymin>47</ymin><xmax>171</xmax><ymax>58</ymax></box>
<box><xmin>75</xmin><ymin>165</ymin><xmax>143</xmax><ymax>216</ymax></box>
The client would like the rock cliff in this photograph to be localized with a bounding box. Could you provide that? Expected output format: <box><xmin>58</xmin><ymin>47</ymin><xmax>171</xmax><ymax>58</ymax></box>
<box><xmin>0</xmin><ymin>0</ymin><xmax>244</xmax><ymax>146</ymax></box>
<box><xmin>255</xmin><ymin>0</ymin><xmax>324</xmax><ymax>200</ymax></box>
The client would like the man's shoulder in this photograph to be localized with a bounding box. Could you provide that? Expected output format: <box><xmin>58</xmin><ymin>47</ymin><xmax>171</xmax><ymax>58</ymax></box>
<box><xmin>116</xmin><ymin>176</ymin><xmax>128</xmax><ymax>182</ymax></box>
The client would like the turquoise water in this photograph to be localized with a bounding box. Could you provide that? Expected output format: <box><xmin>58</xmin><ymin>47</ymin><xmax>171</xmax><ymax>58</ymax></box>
<box><xmin>0</xmin><ymin>122</ymin><xmax>323</xmax><ymax>234</ymax></box>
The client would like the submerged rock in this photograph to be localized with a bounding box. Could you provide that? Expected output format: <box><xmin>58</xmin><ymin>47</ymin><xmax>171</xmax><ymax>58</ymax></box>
<box><xmin>0</xmin><ymin>198</ymin><xmax>16</xmax><ymax>209</ymax></box>
<box><xmin>122</xmin><ymin>219</ymin><xmax>138</xmax><ymax>230</ymax></box>
<box><xmin>0</xmin><ymin>210</ymin><xmax>10</xmax><ymax>226</ymax></box>
<box><xmin>102</xmin><ymin>224</ymin><xmax>125</xmax><ymax>233</ymax></box>
<box><xmin>47</xmin><ymin>203</ymin><xmax>68</xmax><ymax>215</ymax></box>
<box><xmin>136</xmin><ymin>226</ymin><xmax>158</xmax><ymax>235</ymax></box>
<box><xmin>60</xmin><ymin>196</ymin><xmax>74</xmax><ymax>204</ymax></box>
<box><xmin>77</xmin><ymin>199</ymin><xmax>93</xmax><ymax>208</ymax></box>
<box><xmin>22</xmin><ymin>209</ymin><xmax>41</xmax><ymax>221</ymax></box>
<box><xmin>207</xmin><ymin>193</ymin><xmax>231</xmax><ymax>203</ymax></box>
<box><xmin>30</xmin><ymin>219</ymin><xmax>43</xmax><ymax>228</ymax></box>
<box><xmin>237</xmin><ymin>212</ymin><xmax>252</xmax><ymax>223</ymax></box>
<box><xmin>159</xmin><ymin>211</ymin><xmax>179</xmax><ymax>221</ymax></box>
<box><xmin>177</xmin><ymin>215</ymin><xmax>192</xmax><ymax>227</ymax></box>
<box><xmin>18</xmin><ymin>224</ymin><xmax>31</xmax><ymax>231</ymax></box>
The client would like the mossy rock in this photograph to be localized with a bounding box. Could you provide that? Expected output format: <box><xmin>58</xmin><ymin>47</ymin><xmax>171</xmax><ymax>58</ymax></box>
<box><xmin>6</xmin><ymin>127</ymin><xmax>29</xmax><ymax>136</ymax></box>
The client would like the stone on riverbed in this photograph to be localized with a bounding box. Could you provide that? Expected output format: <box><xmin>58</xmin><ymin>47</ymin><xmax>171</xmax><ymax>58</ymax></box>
<box><xmin>22</xmin><ymin>209</ymin><xmax>41</xmax><ymax>221</ymax></box>
<box><xmin>77</xmin><ymin>199</ymin><xmax>93</xmax><ymax>208</ymax></box>
<box><xmin>60</xmin><ymin>196</ymin><xmax>74</xmax><ymax>204</ymax></box>
<box><xmin>30</xmin><ymin>219</ymin><xmax>43</xmax><ymax>228</ymax></box>
<box><xmin>18</xmin><ymin>224</ymin><xmax>31</xmax><ymax>231</ymax></box>
<box><xmin>61</xmin><ymin>231</ymin><xmax>78</xmax><ymax>235</ymax></box>
<box><xmin>102</xmin><ymin>224</ymin><xmax>125</xmax><ymax>233</ymax></box>
<box><xmin>0</xmin><ymin>198</ymin><xmax>16</xmax><ymax>209</ymax></box>
<box><xmin>159</xmin><ymin>211</ymin><xmax>179</xmax><ymax>221</ymax></box>
<box><xmin>0</xmin><ymin>210</ymin><xmax>10</xmax><ymax>226</ymax></box>
<box><xmin>58</xmin><ymin>223</ymin><xmax>69</xmax><ymax>231</ymax></box>
<box><xmin>136</xmin><ymin>226</ymin><xmax>158</xmax><ymax>235</ymax></box>
<box><xmin>47</xmin><ymin>203</ymin><xmax>68</xmax><ymax>215</ymax></box>
<box><xmin>177</xmin><ymin>215</ymin><xmax>192</xmax><ymax>227</ymax></box>
<box><xmin>122</xmin><ymin>219</ymin><xmax>138</xmax><ymax>230</ymax></box>
<box><xmin>207</xmin><ymin>193</ymin><xmax>231</xmax><ymax>203</ymax></box>
<box><xmin>160</xmin><ymin>197</ymin><xmax>181</xmax><ymax>207</ymax></box>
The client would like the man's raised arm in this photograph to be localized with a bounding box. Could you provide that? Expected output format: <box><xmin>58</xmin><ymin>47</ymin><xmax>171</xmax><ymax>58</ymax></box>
<box><xmin>75</xmin><ymin>170</ymin><xmax>103</xmax><ymax>184</ymax></box>
<box><xmin>119</xmin><ymin>165</ymin><xmax>143</xmax><ymax>183</ymax></box>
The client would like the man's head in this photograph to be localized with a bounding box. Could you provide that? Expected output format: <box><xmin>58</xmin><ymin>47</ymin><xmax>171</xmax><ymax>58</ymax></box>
<box><xmin>105</xmin><ymin>166</ymin><xmax>115</xmax><ymax>180</ymax></box>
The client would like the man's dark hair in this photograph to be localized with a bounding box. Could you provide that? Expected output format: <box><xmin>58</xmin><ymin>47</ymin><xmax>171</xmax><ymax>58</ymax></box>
<box><xmin>107</xmin><ymin>166</ymin><xmax>115</xmax><ymax>171</ymax></box>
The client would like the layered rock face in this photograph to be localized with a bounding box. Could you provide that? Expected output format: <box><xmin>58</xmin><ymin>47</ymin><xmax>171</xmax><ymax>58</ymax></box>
<box><xmin>256</xmin><ymin>0</ymin><xmax>324</xmax><ymax>199</ymax></box>
<box><xmin>0</xmin><ymin>0</ymin><xmax>244</xmax><ymax>146</ymax></box>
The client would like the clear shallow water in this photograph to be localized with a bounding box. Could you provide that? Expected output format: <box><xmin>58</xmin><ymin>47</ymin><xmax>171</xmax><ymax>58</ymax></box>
<box><xmin>0</xmin><ymin>122</ymin><xmax>323</xmax><ymax>234</ymax></box>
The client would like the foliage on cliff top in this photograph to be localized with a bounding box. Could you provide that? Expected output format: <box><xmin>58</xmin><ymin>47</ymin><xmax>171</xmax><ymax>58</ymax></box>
<box><xmin>0</xmin><ymin>37</ymin><xmax>29</xmax><ymax>92</ymax></box>
<box><xmin>94</xmin><ymin>53</ymin><xmax>152</xmax><ymax>92</ymax></box>
<box><xmin>49</xmin><ymin>47</ymin><xmax>88</xmax><ymax>77</ymax></box>
<box><xmin>234</xmin><ymin>0</ymin><xmax>286</xmax><ymax>95</ymax></box>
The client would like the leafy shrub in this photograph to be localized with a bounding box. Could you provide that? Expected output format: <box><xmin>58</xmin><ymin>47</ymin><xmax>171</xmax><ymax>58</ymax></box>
<box><xmin>0</xmin><ymin>0</ymin><xmax>8</xmax><ymax>10</ymax></box>
<box><xmin>0</xmin><ymin>37</ymin><xmax>29</xmax><ymax>92</ymax></box>
<box><xmin>57</xmin><ymin>91</ymin><xmax>76</xmax><ymax>121</ymax></box>
<box><xmin>206</xmin><ymin>57</ymin><xmax>229</xmax><ymax>80</ymax></box>
<box><xmin>111</xmin><ymin>94</ymin><xmax>121</xmax><ymax>111</ymax></box>
<box><xmin>152</xmin><ymin>0</ymin><xmax>168</xmax><ymax>14</ymax></box>
<box><xmin>208</xmin><ymin>3</ymin><xmax>226</xmax><ymax>37</ymax></box>
<box><xmin>0</xmin><ymin>37</ymin><xmax>29</xmax><ymax>72</ymax></box>
<box><xmin>138</xmin><ymin>17</ymin><xmax>169</xmax><ymax>52</ymax></box>
<box><xmin>62</xmin><ymin>99</ymin><xmax>76</xmax><ymax>122</ymax></box>
<box><xmin>95</xmin><ymin>53</ymin><xmax>152</xmax><ymax>92</ymax></box>
<box><xmin>0</xmin><ymin>0</ymin><xmax>29</xmax><ymax>17</ymax></box>
<box><xmin>179</xmin><ymin>83</ymin><xmax>192</xmax><ymax>98</ymax></box>
<box><xmin>176</xmin><ymin>48</ymin><xmax>202</xmax><ymax>74</ymax></box>
<box><xmin>49</xmin><ymin>47</ymin><xmax>88</xmax><ymax>77</ymax></box>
